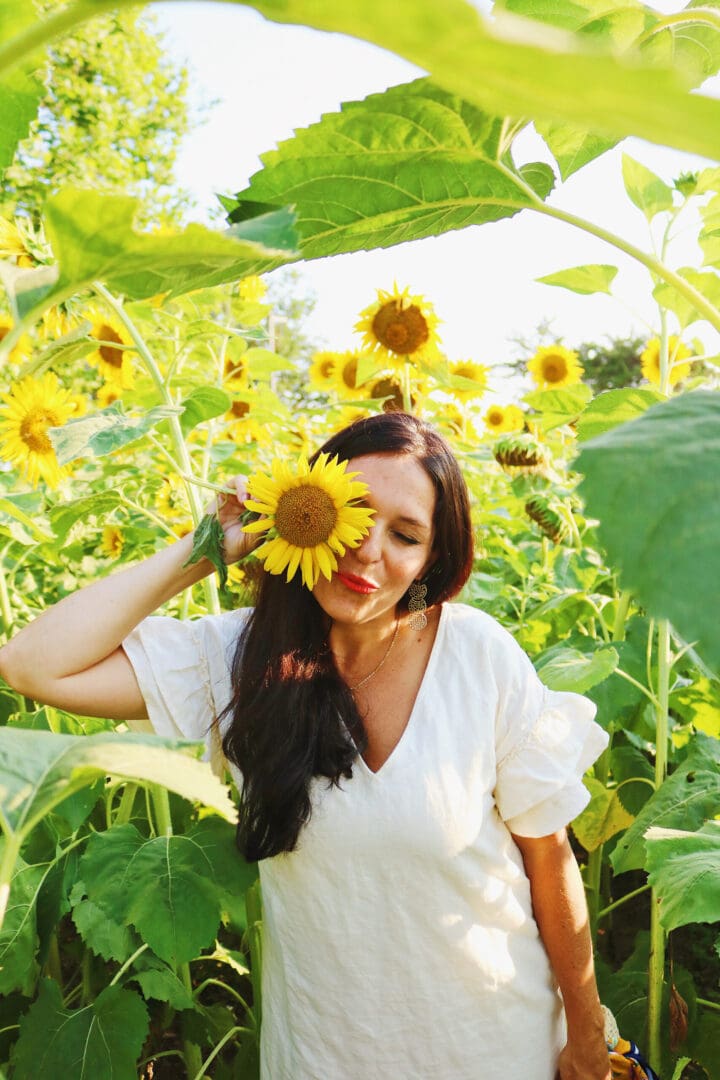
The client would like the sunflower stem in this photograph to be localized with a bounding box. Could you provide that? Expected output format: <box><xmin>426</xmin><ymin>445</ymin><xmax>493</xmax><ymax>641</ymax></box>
<box><xmin>93</xmin><ymin>283</ymin><xmax>221</xmax><ymax>615</ymax></box>
<box><xmin>0</xmin><ymin>559</ymin><xmax>13</xmax><ymax>641</ymax></box>
<box><xmin>402</xmin><ymin>361</ymin><xmax>412</xmax><ymax>413</ymax></box>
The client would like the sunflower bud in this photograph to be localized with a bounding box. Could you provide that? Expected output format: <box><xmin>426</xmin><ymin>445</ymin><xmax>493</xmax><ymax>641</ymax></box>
<box><xmin>524</xmin><ymin>493</ymin><xmax>571</xmax><ymax>543</ymax></box>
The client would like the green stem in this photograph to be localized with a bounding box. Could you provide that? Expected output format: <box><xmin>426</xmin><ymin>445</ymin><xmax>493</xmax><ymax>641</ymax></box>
<box><xmin>597</xmin><ymin>882</ymin><xmax>651</xmax><ymax>920</ymax></box>
<box><xmin>586</xmin><ymin>745</ymin><xmax>610</xmax><ymax>938</ymax></box>
<box><xmin>402</xmin><ymin>360</ymin><xmax>412</xmax><ymax>414</ymax></box>
<box><xmin>45</xmin><ymin>931</ymin><xmax>63</xmax><ymax>986</ymax></box>
<box><xmin>647</xmin><ymin>620</ymin><xmax>671</xmax><ymax>1068</ymax></box>
<box><xmin>636</xmin><ymin>8</ymin><xmax>720</xmax><ymax>45</ymax></box>
<box><xmin>180</xmin><ymin>962</ymin><xmax>204</xmax><ymax>1077</ymax></box>
<box><xmin>0</xmin><ymin>559</ymin><xmax>13</xmax><ymax>640</ymax></box>
<box><xmin>109</xmin><ymin>942</ymin><xmax>149</xmax><ymax>986</ymax></box>
<box><xmin>696</xmin><ymin>997</ymin><xmax>720</xmax><ymax>1014</ymax></box>
<box><xmin>612</xmin><ymin>590</ymin><xmax>632</xmax><ymax>643</ymax></box>
<box><xmin>246</xmin><ymin>879</ymin><xmax>264</xmax><ymax>1032</ymax></box>
<box><xmin>114</xmin><ymin>782</ymin><xmax>137</xmax><ymax>825</ymax></box>
<box><xmin>117</xmin><ymin>495</ymin><xmax>179</xmax><ymax>539</ymax></box>
<box><xmin>193</xmin><ymin>977</ymin><xmax>254</xmax><ymax>1018</ymax></box>
<box><xmin>0</xmin><ymin>831</ymin><xmax>22</xmax><ymax>932</ymax></box>
<box><xmin>191</xmin><ymin>1025</ymin><xmax>254</xmax><ymax>1080</ymax></box>
<box><xmin>150</xmin><ymin>784</ymin><xmax>172</xmax><ymax>837</ymax></box>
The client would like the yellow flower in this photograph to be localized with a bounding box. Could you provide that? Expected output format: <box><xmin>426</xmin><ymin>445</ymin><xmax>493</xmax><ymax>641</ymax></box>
<box><xmin>484</xmin><ymin>403</ymin><xmax>525</xmax><ymax>434</ymax></box>
<box><xmin>238</xmin><ymin>275</ymin><xmax>268</xmax><ymax>303</ymax></box>
<box><xmin>640</xmin><ymin>336</ymin><xmax>692</xmax><ymax>386</ymax></box>
<box><xmin>332</xmin><ymin>351</ymin><xmax>373</xmax><ymax>400</ymax></box>
<box><xmin>368</xmin><ymin>374</ymin><xmax>424</xmax><ymax>414</ymax></box>
<box><xmin>67</xmin><ymin>392</ymin><xmax>87</xmax><ymax>418</ymax></box>
<box><xmin>88</xmin><ymin>314</ymin><xmax>135</xmax><ymax>389</ymax></box>
<box><xmin>435</xmin><ymin>403</ymin><xmax>478</xmax><ymax>442</ymax></box>
<box><xmin>355</xmin><ymin>284</ymin><xmax>440</xmax><ymax>366</ymax></box>
<box><xmin>40</xmin><ymin>306</ymin><xmax>79</xmax><ymax>340</ymax></box>
<box><xmin>95</xmin><ymin>383</ymin><xmax>121</xmax><ymax>409</ymax></box>
<box><xmin>0</xmin><ymin>315</ymin><xmax>31</xmax><ymax>364</ymax></box>
<box><xmin>448</xmin><ymin>360</ymin><xmax>489</xmax><ymax>401</ymax></box>
<box><xmin>0</xmin><ymin>372</ymin><xmax>76</xmax><ymax>488</ymax></box>
<box><xmin>155</xmin><ymin>474</ymin><xmax>191</xmax><ymax>519</ymax></box>
<box><xmin>101</xmin><ymin>524</ymin><xmax>124</xmax><ymax>559</ymax></box>
<box><xmin>308</xmin><ymin>350</ymin><xmax>340</xmax><ymax>392</ymax></box>
<box><xmin>223</xmin><ymin>352</ymin><xmax>249</xmax><ymax>390</ymax></box>
<box><xmin>332</xmin><ymin>405</ymin><xmax>368</xmax><ymax>432</ymax></box>
<box><xmin>242</xmin><ymin>454</ymin><xmax>377</xmax><ymax>590</ymax></box>
<box><xmin>527</xmin><ymin>345</ymin><xmax>583</xmax><ymax>390</ymax></box>
<box><xmin>225</xmin><ymin>397</ymin><xmax>273</xmax><ymax>445</ymax></box>
<box><xmin>0</xmin><ymin>216</ymin><xmax>34</xmax><ymax>266</ymax></box>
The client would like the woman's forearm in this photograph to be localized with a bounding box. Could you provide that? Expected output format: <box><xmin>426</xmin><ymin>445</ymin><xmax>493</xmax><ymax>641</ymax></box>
<box><xmin>0</xmin><ymin>533</ymin><xmax>212</xmax><ymax>693</ymax></box>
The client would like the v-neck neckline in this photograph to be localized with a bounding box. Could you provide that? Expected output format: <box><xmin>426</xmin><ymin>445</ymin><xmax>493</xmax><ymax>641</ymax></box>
<box><xmin>357</xmin><ymin>602</ymin><xmax>447</xmax><ymax>780</ymax></box>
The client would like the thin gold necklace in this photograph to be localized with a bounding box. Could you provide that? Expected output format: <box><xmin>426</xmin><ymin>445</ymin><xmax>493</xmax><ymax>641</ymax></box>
<box><xmin>347</xmin><ymin>619</ymin><xmax>400</xmax><ymax>692</ymax></box>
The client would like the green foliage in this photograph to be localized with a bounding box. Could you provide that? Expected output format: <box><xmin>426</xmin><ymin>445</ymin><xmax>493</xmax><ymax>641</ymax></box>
<box><xmin>49</xmin><ymin>402</ymin><xmax>182</xmax><ymax>465</ymax></box>
<box><xmin>577</xmin><ymin>392</ymin><xmax>720</xmax><ymax>673</ymax></box>
<box><xmin>645</xmin><ymin>822</ymin><xmax>720</xmax><ymax>931</ymax></box>
<box><xmin>185</xmin><ymin>513</ymin><xmax>228</xmax><ymax>589</ymax></box>
<box><xmin>4</xmin><ymin>7</ymin><xmax>192</xmax><ymax>225</ymax></box>
<box><xmin>537</xmin><ymin>263</ymin><xmax>618</xmax><ymax>296</ymax></box>
<box><xmin>227</xmin><ymin>79</ymin><xmax>554</xmax><ymax>260</ymax></box>
<box><xmin>576</xmin><ymin>387</ymin><xmax>665</xmax><ymax>440</ymax></box>
<box><xmin>535</xmin><ymin>645</ymin><xmax>619</xmax><ymax>693</ymax></box>
<box><xmin>12</xmin><ymin>979</ymin><xmax>148</xmax><ymax>1080</ymax></box>
<box><xmin>0</xmin><ymin>2</ymin><xmax>44</xmax><ymax>178</ymax></box>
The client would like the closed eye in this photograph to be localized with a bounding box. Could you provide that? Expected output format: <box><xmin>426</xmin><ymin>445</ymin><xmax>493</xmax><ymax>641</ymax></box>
<box><xmin>394</xmin><ymin>531</ymin><xmax>420</xmax><ymax>545</ymax></box>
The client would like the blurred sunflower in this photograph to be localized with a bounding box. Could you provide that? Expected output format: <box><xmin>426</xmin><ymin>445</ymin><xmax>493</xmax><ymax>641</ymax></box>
<box><xmin>0</xmin><ymin>372</ymin><xmax>76</xmax><ymax>488</ymax></box>
<box><xmin>155</xmin><ymin>474</ymin><xmax>191</xmax><ymax>519</ymax></box>
<box><xmin>356</xmin><ymin>284</ymin><xmax>440</xmax><ymax>367</ymax></box>
<box><xmin>95</xmin><ymin>383</ymin><xmax>121</xmax><ymax>409</ymax></box>
<box><xmin>101</xmin><ymin>524</ymin><xmax>125</xmax><ymax>559</ymax></box>
<box><xmin>448</xmin><ymin>360</ymin><xmax>489</xmax><ymax>401</ymax></box>
<box><xmin>0</xmin><ymin>314</ymin><xmax>31</xmax><ymax>364</ymax></box>
<box><xmin>368</xmin><ymin>374</ymin><xmax>425</xmax><ymax>414</ymax></box>
<box><xmin>332</xmin><ymin>405</ymin><xmax>368</xmax><ymax>432</ymax></box>
<box><xmin>238</xmin><ymin>275</ymin><xmax>268</xmax><ymax>303</ymax></box>
<box><xmin>66</xmin><ymin>392</ymin><xmax>87</xmax><ymax>418</ymax></box>
<box><xmin>435</xmin><ymin>403</ymin><xmax>478</xmax><ymax>442</ymax></box>
<box><xmin>527</xmin><ymin>345</ymin><xmax>583</xmax><ymax>390</ymax></box>
<box><xmin>225</xmin><ymin>397</ymin><xmax>273</xmax><ymax>445</ymax></box>
<box><xmin>308</xmin><ymin>350</ymin><xmax>340</xmax><ymax>393</ymax></box>
<box><xmin>332</xmin><ymin>351</ymin><xmax>372</xmax><ymax>399</ymax></box>
<box><xmin>223</xmin><ymin>352</ymin><xmax>249</xmax><ymax>389</ymax></box>
<box><xmin>40</xmin><ymin>305</ymin><xmax>79</xmax><ymax>341</ymax></box>
<box><xmin>0</xmin><ymin>216</ymin><xmax>34</xmax><ymax>267</ymax></box>
<box><xmin>243</xmin><ymin>454</ymin><xmax>376</xmax><ymax>590</ymax></box>
<box><xmin>640</xmin><ymin>336</ymin><xmax>692</xmax><ymax>386</ymax></box>
<box><xmin>484</xmin><ymin>403</ymin><xmax>525</xmax><ymax>435</ymax></box>
<box><xmin>88</xmin><ymin>312</ymin><xmax>135</xmax><ymax>389</ymax></box>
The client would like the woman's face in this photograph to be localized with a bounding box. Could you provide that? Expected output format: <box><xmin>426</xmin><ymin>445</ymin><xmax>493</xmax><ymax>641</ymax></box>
<box><xmin>312</xmin><ymin>452</ymin><xmax>437</xmax><ymax>629</ymax></box>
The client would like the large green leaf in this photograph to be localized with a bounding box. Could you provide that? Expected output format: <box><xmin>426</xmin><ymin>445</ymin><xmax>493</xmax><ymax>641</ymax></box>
<box><xmin>0</xmin><ymin>728</ymin><xmax>235</xmax><ymax>842</ymax></box>
<box><xmin>653</xmin><ymin>267</ymin><xmax>720</xmax><ymax>328</ymax></box>
<box><xmin>0</xmin><ymin>2</ymin><xmax>43</xmax><ymax>175</ymax></box>
<box><xmin>237</xmin><ymin>0</ymin><xmax>720</xmax><ymax>161</ymax></box>
<box><xmin>645</xmin><ymin>821</ymin><xmax>720</xmax><ymax>930</ymax></box>
<box><xmin>228</xmin><ymin>80</ymin><xmax>554</xmax><ymax>260</ymax></box>
<box><xmin>49</xmin><ymin>402</ymin><xmax>182</xmax><ymax>465</ymax></box>
<box><xmin>12</xmin><ymin>979</ymin><xmax>148</xmax><ymax>1080</ymax></box>
<box><xmin>536</xmin><ymin>645</ymin><xmax>619</xmax><ymax>693</ymax></box>
<box><xmin>78</xmin><ymin>819</ymin><xmax>254</xmax><ymax>965</ymax></box>
<box><xmin>536</xmin><ymin>263</ymin><xmax>618</xmax><ymax>296</ymax></box>
<box><xmin>0</xmin><ymin>852</ymin><xmax>42</xmax><ymax>995</ymax></box>
<box><xmin>572</xmin><ymin>777</ymin><xmax>635</xmax><ymax>851</ymax></box>
<box><xmin>622</xmin><ymin>153</ymin><xmax>675</xmax><ymax>220</ymax></box>
<box><xmin>576</xmin><ymin>387</ymin><xmax>665</xmax><ymax>442</ymax></box>
<box><xmin>71</xmin><ymin>896</ymin><xmax>138</xmax><ymax>964</ymax></box>
<box><xmin>611</xmin><ymin>735</ymin><xmax>720</xmax><ymax>873</ymax></box>
<box><xmin>576</xmin><ymin>392</ymin><xmax>720</xmax><ymax>673</ymax></box>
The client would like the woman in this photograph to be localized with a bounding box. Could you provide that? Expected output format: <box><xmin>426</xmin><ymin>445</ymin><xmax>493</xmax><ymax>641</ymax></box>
<box><xmin>0</xmin><ymin>412</ymin><xmax>611</xmax><ymax>1080</ymax></box>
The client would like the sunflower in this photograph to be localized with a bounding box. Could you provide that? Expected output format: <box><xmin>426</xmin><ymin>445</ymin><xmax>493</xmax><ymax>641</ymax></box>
<box><xmin>101</xmin><ymin>524</ymin><xmax>125</xmax><ymax>559</ymax></box>
<box><xmin>66</xmin><ymin>392</ymin><xmax>87</xmax><ymax>418</ymax></box>
<box><xmin>332</xmin><ymin>405</ymin><xmax>368</xmax><ymax>432</ymax></box>
<box><xmin>88</xmin><ymin>313</ymin><xmax>135</xmax><ymax>389</ymax></box>
<box><xmin>0</xmin><ymin>315</ymin><xmax>31</xmax><ymax>364</ymax></box>
<box><xmin>332</xmin><ymin>351</ymin><xmax>373</xmax><ymax>399</ymax></box>
<box><xmin>640</xmin><ymin>336</ymin><xmax>692</xmax><ymax>386</ymax></box>
<box><xmin>435</xmin><ymin>403</ymin><xmax>478</xmax><ymax>443</ymax></box>
<box><xmin>527</xmin><ymin>345</ymin><xmax>583</xmax><ymax>390</ymax></box>
<box><xmin>0</xmin><ymin>372</ymin><xmax>76</xmax><ymax>488</ymax></box>
<box><xmin>494</xmin><ymin>433</ymin><xmax>549</xmax><ymax>475</ymax></box>
<box><xmin>368</xmin><ymin>374</ymin><xmax>425</xmax><ymax>414</ymax></box>
<box><xmin>238</xmin><ymin>275</ymin><xmax>268</xmax><ymax>303</ymax></box>
<box><xmin>242</xmin><ymin>454</ymin><xmax>377</xmax><ymax>590</ymax></box>
<box><xmin>40</xmin><ymin>305</ymin><xmax>79</xmax><ymax>341</ymax></box>
<box><xmin>448</xmin><ymin>360</ymin><xmax>489</xmax><ymax>401</ymax></box>
<box><xmin>308</xmin><ymin>350</ymin><xmax>340</xmax><ymax>393</ymax></box>
<box><xmin>225</xmin><ymin>397</ymin><xmax>273</xmax><ymax>445</ymax></box>
<box><xmin>484</xmin><ymin>403</ymin><xmax>525</xmax><ymax>435</ymax></box>
<box><xmin>95</xmin><ymin>383</ymin><xmax>121</xmax><ymax>409</ymax></box>
<box><xmin>155</xmin><ymin>474</ymin><xmax>191</xmax><ymax>519</ymax></box>
<box><xmin>525</xmin><ymin>493</ymin><xmax>571</xmax><ymax>544</ymax></box>
<box><xmin>223</xmin><ymin>351</ymin><xmax>249</xmax><ymax>389</ymax></box>
<box><xmin>0</xmin><ymin>216</ymin><xmax>34</xmax><ymax>267</ymax></box>
<box><xmin>356</xmin><ymin>284</ymin><xmax>440</xmax><ymax>367</ymax></box>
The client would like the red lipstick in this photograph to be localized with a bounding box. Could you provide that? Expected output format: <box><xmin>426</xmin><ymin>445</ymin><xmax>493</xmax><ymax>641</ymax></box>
<box><xmin>338</xmin><ymin>572</ymin><xmax>378</xmax><ymax>594</ymax></box>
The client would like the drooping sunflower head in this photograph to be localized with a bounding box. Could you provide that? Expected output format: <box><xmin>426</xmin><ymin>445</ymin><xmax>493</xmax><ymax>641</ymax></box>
<box><xmin>0</xmin><ymin>372</ymin><xmax>76</xmax><ymax>488</ymax></box>
<box><xmin>494</xmin><ymin>433</ymin><xmax>549</xmax><ymax>475</ymax></box>
<box><xmin>640</xmin><ymin>336</ymin><xmax>692</xmax><ymax>387</ymax></box>
<box><xmin>355</xmin><ymin>284</ymin><xmax>440</xmax><ymax>364</ymax></box>
<box><xmin>484</xmin><ymin>403</ymin><xmax>525</xmax><ymax>435</ymax></box>
<box><xmin>448</xmin><ymin>360</ymin><xmax>489</xmax><ymax>401</ymax></box>
<box><xmin>88</xmin><ymin>313</ymin><xmax>135</xmax><ymax>390</ymax></box>
<box><xmin>527</xmin><ymin>345</ymin><xmax>583</xmax><ymax>390</ymax></box>
<box><xmin>242</xmin><ymin>453</ymin><xmax>377</xmax><ymax>590</ymax></box>
<box><xmin>525</xmin><ymin>493</ymin><xmax>571</xmax><ymax>544</ymax></box>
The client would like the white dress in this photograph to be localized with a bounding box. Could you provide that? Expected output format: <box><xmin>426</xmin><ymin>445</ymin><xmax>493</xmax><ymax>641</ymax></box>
<box><xmin>122</xmin><ymin>601</ymin><xmax>608</xmax><ymax>1080</ymax></box>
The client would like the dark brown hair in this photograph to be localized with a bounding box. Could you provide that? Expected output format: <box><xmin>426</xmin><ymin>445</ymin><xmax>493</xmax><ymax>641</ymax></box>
<box><xmin>220</xmin><ymin>413</ymin><xmax>474</xmax><ymax>860</ymax></box>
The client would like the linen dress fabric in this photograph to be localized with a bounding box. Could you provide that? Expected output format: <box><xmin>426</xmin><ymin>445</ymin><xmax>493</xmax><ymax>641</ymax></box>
<box><xmin>122</xmin><ymin>601</ymin><xmax>608</xmax><ymax>1080</ymax></box>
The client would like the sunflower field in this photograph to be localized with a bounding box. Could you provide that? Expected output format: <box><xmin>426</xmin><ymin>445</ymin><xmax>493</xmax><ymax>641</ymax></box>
<box><xmin>1</xmin><ymin>1</ymin><xmax>720</xmax><ymax>1078</ymax></box>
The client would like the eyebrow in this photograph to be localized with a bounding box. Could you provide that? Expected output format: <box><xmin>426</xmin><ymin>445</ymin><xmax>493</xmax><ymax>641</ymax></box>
<box><xmin>395</xmin><ymin>514</ymin><xmax>431</xmax><ymax>533</ymax></box>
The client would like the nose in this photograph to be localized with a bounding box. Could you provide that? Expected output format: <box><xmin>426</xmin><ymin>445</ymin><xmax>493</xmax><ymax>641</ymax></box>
<box><xmin>354</xmin><ymin>524</ymin><xmax>382</xmax><ymax>564</ymax></box>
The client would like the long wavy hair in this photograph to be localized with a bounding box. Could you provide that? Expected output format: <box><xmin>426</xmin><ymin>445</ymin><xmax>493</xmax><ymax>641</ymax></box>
<box><xmin>219</xmin><ymin>413</ymin><xmax>474</xmax><ymax>861</ymax></box>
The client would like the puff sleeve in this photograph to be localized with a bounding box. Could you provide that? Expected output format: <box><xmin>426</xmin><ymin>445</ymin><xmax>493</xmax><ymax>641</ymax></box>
<box><xmin>121</xmin><ymin>608</ymin><xmax>250</xmax><ymax>775</ymax></box>
<box><xmin>492</xmin><ymin>634</ymin><xmax>609</xmax><ymax>838</ymax></box>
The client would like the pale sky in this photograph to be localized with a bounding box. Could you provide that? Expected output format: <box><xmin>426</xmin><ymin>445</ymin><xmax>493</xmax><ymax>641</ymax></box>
<box><xmin>153</xmin><ymin>2</ymin><xmax>720</xmax><ymax>397</ymax></box>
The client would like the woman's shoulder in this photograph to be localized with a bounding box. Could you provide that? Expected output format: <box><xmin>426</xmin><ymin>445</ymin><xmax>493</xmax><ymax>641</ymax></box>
<box><xmin>188</xmin><ymin>606</ymin><xmax>253</xmax><ymax>656</ymax></box>
<box><xmin>443</xmin><ymin>602</ymin><xmax>531</xmax><ymax>671</ymax></box>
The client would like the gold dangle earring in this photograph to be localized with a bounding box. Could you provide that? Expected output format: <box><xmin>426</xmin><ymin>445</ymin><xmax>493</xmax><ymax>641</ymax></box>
<box><xmin>408</xmin><ymin>580</ymin><xmax>428</xmax><ymax>631</ymax></box>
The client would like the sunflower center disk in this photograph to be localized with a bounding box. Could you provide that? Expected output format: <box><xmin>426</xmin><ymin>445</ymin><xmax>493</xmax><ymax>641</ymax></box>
<box><xmin>541</xmin><ymin>357</ymin><xmax>567</xmax><ymax>383</ymax></box>
<box><xmin>275</xmin><ymin>485</ymin><xmax>338</xmax><ymax>548</ymax></box>
<box><xmin>372</xmin><ymin>301</ymin><xmax>428</xmax><ymax>354</ymax></box>
<box><xmin>19</xmin><ymin>407</ymin><xmax>58</xmax><ymax>454</ymax></box>
<box><xmin>97</xmin><ymin>324</ymin><xmax>124</xmax><ymax>368</ymax></box>
<box><xmin>231</xmin><ymin>400</ymin><xmax>250</xmax><ymax>419</ymax></box>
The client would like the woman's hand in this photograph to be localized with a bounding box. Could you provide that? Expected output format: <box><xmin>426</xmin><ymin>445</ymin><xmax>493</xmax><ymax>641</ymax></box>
<box><xmin>556</xmin><ymin>1036</ymin><xmax>611</xmax><ymax>1080</ymax></box>
<box><xmin>204</xmin><ymin>475</ymin><xmax>258</xmax><ymax>564</ymax></box>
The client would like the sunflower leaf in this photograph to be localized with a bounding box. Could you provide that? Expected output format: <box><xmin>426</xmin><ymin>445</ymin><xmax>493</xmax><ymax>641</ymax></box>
<box><xmin>577</xmin><ymin>391</ymin><xmax>720</xmax><ymax>673</ymax></box>
<box><xmin>0</xmin><ymin>1</ymin><xmax>44</xmax><ymax>176</ymax></box>
<box><xmin>227</xmin><ymin>79</ymin><xmax>555</xmax><ymax>260</ymax></box>
<box><xmin>536</xmin><ymin>264</ymin><xmax>619</xmax><ymax>296</ymax></box>
<box><xmin>48</xmin><ymin>402</ymin><xmax>182</xmax><ymax>464</ymax></box>
<box><xmin>183</xmin><ymin>513</ymin><xmax>228</xmax><ymax>590</ymax></box>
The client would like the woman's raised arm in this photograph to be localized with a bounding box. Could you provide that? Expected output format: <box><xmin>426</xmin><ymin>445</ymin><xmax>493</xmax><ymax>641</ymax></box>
<box><xmin>0</xmin><ymin>478</ymin><xmax>252</xmax><ymax>721</ymax></box>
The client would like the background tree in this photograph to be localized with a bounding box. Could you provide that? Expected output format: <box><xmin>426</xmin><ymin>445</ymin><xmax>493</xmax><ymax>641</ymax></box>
<box><xmin>2</xmin><ymin>5</ymin><xmax>193</xmax><ymax>226</ymax></box>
